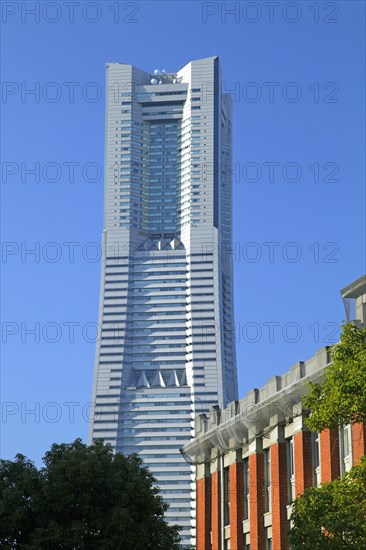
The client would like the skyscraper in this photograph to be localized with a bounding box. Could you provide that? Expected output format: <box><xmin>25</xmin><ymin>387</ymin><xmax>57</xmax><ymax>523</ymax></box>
<box><xmin>89</xmin><ymin>56</ymin><xmax>237</xmax><ymax>547</ymax></box>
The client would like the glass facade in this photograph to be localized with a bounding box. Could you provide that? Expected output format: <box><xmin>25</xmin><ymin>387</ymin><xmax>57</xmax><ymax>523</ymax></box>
<box><xmin>148</xmin><ymin>121</ymin><xmax>179</xmax><ymax>235</ymax></box>
<box><xmin>90</xmin><ymin>57</ymin><xmax>237</xmax><ymax>548</ymax></box>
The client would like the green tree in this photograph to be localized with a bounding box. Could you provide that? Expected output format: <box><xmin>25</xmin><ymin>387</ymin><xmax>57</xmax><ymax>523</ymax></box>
<box><xmin>303</xmin><ymin>323</ymin><xmax>366</xmax><ymax>431</ymax></box>
<box><xmin>289</xmin><ymin>323</ymin><xmax>366</xmax><ymax>549</ymax></box>
<box><xmin>0</xmin><ymin>439</ymin><xmax>181</xmax><ymax>550</ymax></box>
<box><xmin>288</xmin><ymin>457</ymin><xmax>366</xmax><ymax>549</ymax></box>
<box><xmin>0</xmin><ymin>454</ymin><xmax>41</xmax><ymax>547</ymax></box>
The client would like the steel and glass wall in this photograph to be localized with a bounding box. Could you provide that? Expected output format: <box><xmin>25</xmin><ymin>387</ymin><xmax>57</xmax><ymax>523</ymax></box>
<box><xmin>89</xmin><ymin>56</ymin><xmax>237</xmax><ymax>547</ymax></box>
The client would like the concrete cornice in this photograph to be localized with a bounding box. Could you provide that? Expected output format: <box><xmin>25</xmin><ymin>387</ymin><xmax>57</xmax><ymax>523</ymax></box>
<box><xmin>181</xmin><ymin>347</ymin><xmax>331</xmax><ymax>464</ymax></box>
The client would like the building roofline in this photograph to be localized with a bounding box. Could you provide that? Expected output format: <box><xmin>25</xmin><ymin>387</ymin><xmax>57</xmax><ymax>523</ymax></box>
<box><xmin>341</xmin><ymin>274</ymin><xmax>366</xmax><ymax>300</ymax></box>
<box><xmin>181</xmin><ymin>346</ymin><xmax>331</xmax><ymax>464</ymax></box>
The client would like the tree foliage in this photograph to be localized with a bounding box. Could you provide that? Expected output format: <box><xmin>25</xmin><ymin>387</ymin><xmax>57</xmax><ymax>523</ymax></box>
<box><xmin>289</xmin><ymin>323</ymin><xmax>366</xmax><ymax>548</ymax></box>
<box><xmin>288</xmin><ymin>457</ymin><xmax>366</xmax><ymax>549</ymax></box>
<box><xmin>303</xmin><ymin>323</ymin><xmax>366</xmax><ymax>432</ymax></box>
<box><xmin>0</xmin><ymin>439</ymin><xmax>181</xmax><ymax>549</ymax></box>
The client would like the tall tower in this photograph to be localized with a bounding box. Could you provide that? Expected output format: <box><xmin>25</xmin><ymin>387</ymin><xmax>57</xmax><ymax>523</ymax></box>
<box><xmin>89</xmin><ymin>56</ymin><xmax>237</xmax><ymax>547</ymax></box>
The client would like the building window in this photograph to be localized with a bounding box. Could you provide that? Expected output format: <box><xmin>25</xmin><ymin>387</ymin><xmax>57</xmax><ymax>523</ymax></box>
<box><xmin>311</xmin><ymin>431</ymin><xmax>321</xmax><ymax>487</ymax></box>
<box><xmin>340</xmin><ymin>424</ymin><xmax>352</xmax><ymax>474</ymax></box>
<box><xmin>223</xmin><ymin>466</ymin><xmax>230</xmax><ymax>526</ymax></box>
<box><xmin>266</xmin><ymin>537</ymin><xmax>272</xmax><ymax>550</ymax></box>
<box><xmin>287</xmin><ymin>437</ymin><xmax>295</xmax><ymax>503</ymax></box>
<box><xmin>264</xmin><ymin>448</ymin><xmax>271</xmax><ymax>512</ymax></box>
<box><xmin>243</xmin><ymin>457</ymin><xmax>249</xmax><ymax>519</ymax></box>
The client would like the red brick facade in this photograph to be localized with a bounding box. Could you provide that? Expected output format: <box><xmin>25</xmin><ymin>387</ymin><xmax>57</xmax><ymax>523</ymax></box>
<box><xmin>320</xmin><ymin>428</ymin><xmax>340</xmax><ymax>482</ymax></box>
<box><xmin>196</xmin><ymin>474</ymin><xmax>212</xmax><ymax>550</ymax></box>
<box><xmin>229</xmin><ymin>462</ymin><xmax>244</xmax><ymax>549</ymax></box>
<box><xmin>211</xmin><ymin>470</ymin><xmax>221</xmax><ymax>550</ymax></box>
<box><xmin>270</xmin><ymin>442</ymin><xmax>288</xmax><ymax>550</ymax></box>
<box><xmin>194</xmin><ymin>423</ymin><xmax>365</xmax><ymax>549</ymax></box>
<box><xmin>249</xmin><ymin>450</ymin><xmax>265</xmax><ymax>550</ymax></box>
<box><xmin>293</xmin><ymin>430</ymin><xmax>313</xmax><ymax>495</ymax></box>
<box><xmin>186</xmin><ymin>273</ymin><xmax>366</xmax><ymax>550</ymax></box>
<box><xmin>352</xmin><ymin>421</ymin><xmax>366</xmax><ymax>465</ymax></box>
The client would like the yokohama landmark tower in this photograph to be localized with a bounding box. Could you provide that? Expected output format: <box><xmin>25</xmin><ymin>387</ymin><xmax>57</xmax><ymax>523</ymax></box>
<box><xmin>90</xmin><ymin>56</ymin><xmax>238</xmax><ymax>547</ymax></box>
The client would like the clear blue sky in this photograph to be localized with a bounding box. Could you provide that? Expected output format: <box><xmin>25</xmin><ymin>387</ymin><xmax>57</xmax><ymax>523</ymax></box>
<box><xmin>1</xmin><ymin>0</ymin><xmax>365</xmax><ymax>464</ymax></box>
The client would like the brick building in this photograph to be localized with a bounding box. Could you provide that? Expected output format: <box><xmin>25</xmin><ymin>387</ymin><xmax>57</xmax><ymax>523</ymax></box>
<box><xmin>181</xmin><ymin>275</ymin><xmax>366</xmax><ymax>550</ymax></box>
